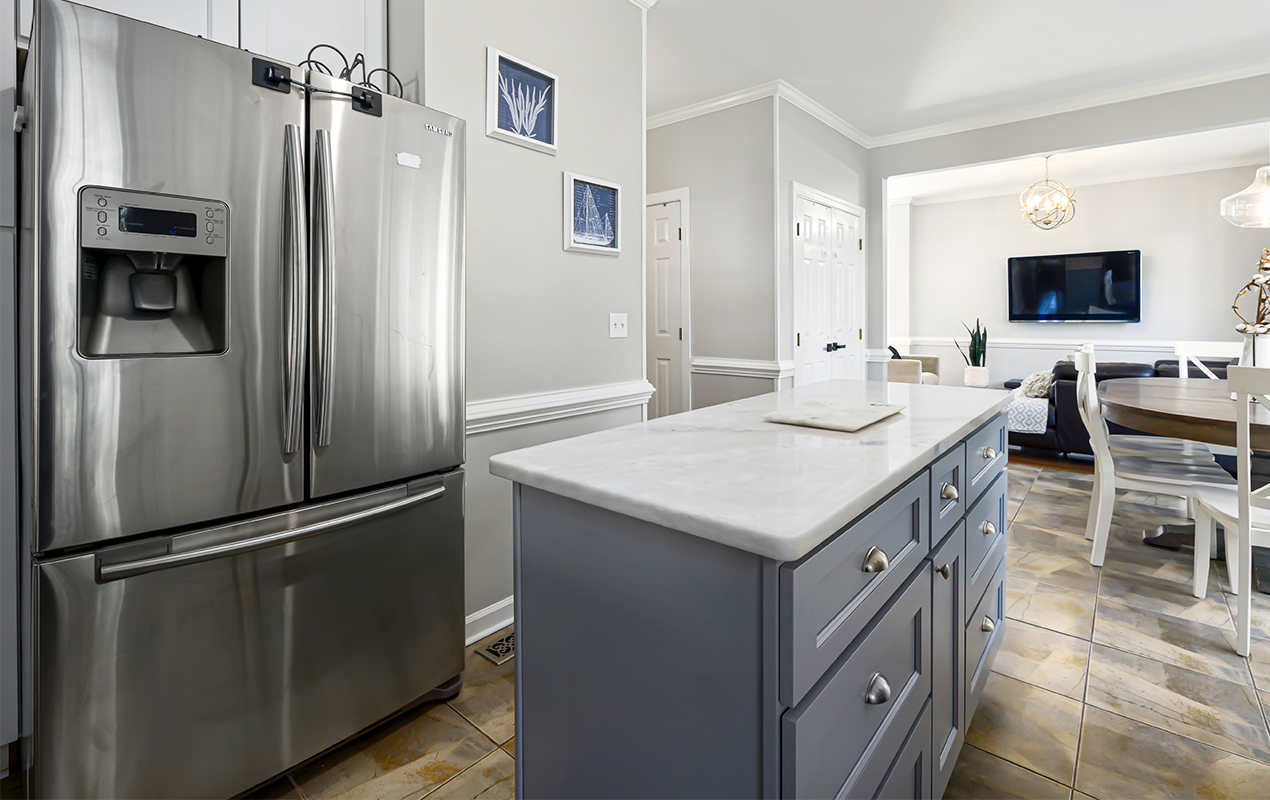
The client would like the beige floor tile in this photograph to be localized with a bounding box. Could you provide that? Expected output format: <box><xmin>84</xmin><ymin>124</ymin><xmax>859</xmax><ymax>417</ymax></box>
<box><xmin>1071</xmin><ymin>792</ymin><xmax>1097</xmax><ymax>800</ymax></box>
<box><xmin>501</xmin><ymin>736</ymin><xmax>515</xmax><ymax>757</ymax></box>
<box><xmin>1101</xmin><ymin>529</ymin><xmax>1223</xmax><ymax>587</ymax></box>
<box><xmin>1093</xmin><ymin>598</ymin><xmax>1253</xmax><ymax>686</ymax></box>
<box><xmin>293</xmin><ymin>703</ymin><xmax>495</xmax><ymax>800</ymax></box>
<box><xmin>418</xmin><ymin>750</ymin><xmax>514</xmax><ymax>800</ymax></box>
<box><xmin>1005</xmin><ymin>576</ymin><xmax>1096</xmax><ymax>639</ymax></box>
<box><xmin>1248</xmin><ymin>637</ymin><xmax>1270</xmax><ymax>691</ymax></box>
<box><xmin>1259</xmin><ymin>690</ymin><xmax>1270</xmax><ymax>729</ymax></box>
<box><xmin>448</xmin><ymin>629</ymin><xmax>515</xmax><ymax>745</ymax></box>
<box><xmin>1226</xmin><ymin>590</ymin><xmax>1270</xmax><ymax>641</ymax></box>
<box><xmin>943</xmin><ymin>744</ymin><xmax>1069</xmax><ymax>800</ymax></box>
<box><xmin>1085</xmin><ymin>644</ymin><xmax>1270</xmax><ymax>763</ymax></box>
<box><xmin>965</xmin><ymin>673</ymin><xmax>1083</xmax><ymax>785</ymax></box>
<box><xmin>1098</xmin><ymin>570</ymin><xmax>1232</xmax><ymax>630</ymax></box>
<box><xmin>1007</xmin><ymin>546</ymin><xmax>1101</xmax><ymax>594</ymax></box>
<box><xmin>1008</xmin><ymin>522</ymin><xmax>1096</xmax><ymax>563</ymax></box>
<box><xmin>991</xmin><ymin>620</ymin><xmax>1090</xmax><ymax>699</ymax></box>
<box><xmin>1075</xmin><ymin>706</ymin><xmax>1270</xmax><ymax>799</ymax></box>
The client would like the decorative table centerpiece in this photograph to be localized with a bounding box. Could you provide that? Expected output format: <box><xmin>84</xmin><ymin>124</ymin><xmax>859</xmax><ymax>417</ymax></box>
<box><xmin>1233</xmin><ymin>248</ymin><xmax>1270</xmax><ymax>367</ymax></box>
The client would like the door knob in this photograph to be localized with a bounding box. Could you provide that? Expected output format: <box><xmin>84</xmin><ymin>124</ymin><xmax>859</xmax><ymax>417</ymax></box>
<box><xmin>940</xmin><ymin>482</ymin><xmax>959</xmax><ymax>502</ymax></box>
<box><xmin>981</xmin><ymin>616</ymin><xmax>996</xmax><ymax>633</ymax></box>
<box><xmin>862</xmin><ymin>546</ymin><xmax>890</xmax><ymax>574</ymax></box>
<box><xmin>982</xmin><ymin>521</ymin><xmax>997</xmax><ymax>537</ymax></box>
<box><xmin>983</xmin><ymin>447</ymin><xmax>998</xmax><ymax>460</ymax></box>
<box><xmin>864</xmin><ymin>673</ymin><xmax>892</xmax><ymax>705</ymax></box>
<box><xmin>936</xmin><ymin>563</ymin><xmax>951</xmax><ymax>580</ymax></box>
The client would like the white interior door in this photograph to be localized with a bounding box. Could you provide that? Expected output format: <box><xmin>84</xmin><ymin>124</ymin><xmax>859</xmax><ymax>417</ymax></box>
<box><xmin>646</xmin><ymin>201</ymin><xmax>684</xmax><ymax>418</ymax></box>
<box><xmin>794</xmin><ymin>196</ymin><xmax>832</xmax><ymax>385</ymax></box>
<box><xmin>830</xmin><ymin>206</ymin><xmax>864</xmax><ymax>380</ymax></box>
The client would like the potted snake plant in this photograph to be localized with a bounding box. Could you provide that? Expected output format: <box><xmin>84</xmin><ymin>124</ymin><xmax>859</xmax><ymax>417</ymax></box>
<box><xmin>956</xmin><ymin>319</ymin><xmax>989</xmax><ymax>387</ymax></box>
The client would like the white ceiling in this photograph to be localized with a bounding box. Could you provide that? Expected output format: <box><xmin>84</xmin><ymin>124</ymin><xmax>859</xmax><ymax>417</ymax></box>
<box><xmin>646</xmin><ymin>0</ymin><xmax>1270</xmax><ymax>144</ymax></box>
<box><xmin>887</xmin><ymin>122</ymin><xmax>1270</xmax><ymax>205</ymax></box>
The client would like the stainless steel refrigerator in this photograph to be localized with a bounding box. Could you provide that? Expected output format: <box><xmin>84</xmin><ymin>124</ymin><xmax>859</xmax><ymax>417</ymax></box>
<box><xmin>17</xmin><ymin>1</ymin><xmax>466</xmax><ymax>796</ymax></box>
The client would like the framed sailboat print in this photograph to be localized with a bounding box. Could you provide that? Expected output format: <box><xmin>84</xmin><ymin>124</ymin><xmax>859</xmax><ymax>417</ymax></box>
<box><xmin>487</xmin><ymin>47</ymin><xmax>558</xmax><ymax>154</ymax></box>
<box><xmin>564</xmin><ymin>172</ymin><xmax>620</xmax><ymax>255</ymax></box>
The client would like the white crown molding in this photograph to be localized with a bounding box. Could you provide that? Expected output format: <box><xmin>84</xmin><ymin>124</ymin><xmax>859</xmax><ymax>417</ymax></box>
<box><xmin>627</xmin><ymin>0</ymin><xmax>658</xmax><ymax>8</ymax></box>
<box><xmin>466</xmin><ymin>596</ymin><xmax>514</xmax><ymax>645</ymax></box>
<box><xmin>648</xmin><ymin>80</ymin><xmax>871</xmax><ymax>149</ymax></box>
<box><xmin>869</xmin><ymin>60</ymin><xmax>1270</xmax><ymax>149</ymax></box>
<box><xmin>691</xmin><ymin>357</ymin><xmax>795</xmax><ymax>380</ymax></box>
<box><xmin>466</xmin><ymin>380</ymin><xmax>655</xmax><ymax>436</ymax></box>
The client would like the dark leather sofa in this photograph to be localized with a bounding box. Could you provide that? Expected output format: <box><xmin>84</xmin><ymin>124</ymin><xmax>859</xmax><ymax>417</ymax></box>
<box><xmin>1004</xmin><ymin>358</ymin><xmax>1233</xmax><ymax>456</ymax></box>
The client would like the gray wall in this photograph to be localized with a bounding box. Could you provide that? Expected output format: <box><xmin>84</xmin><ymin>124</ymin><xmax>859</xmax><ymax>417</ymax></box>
<box><xmin>391</xmin><ymin>0</ymin><xmax>646</xmax><ymax>629</ymax></box>
<box><xmin>867</xmin><ymin>72</ymin><xmax>1270</xmax><ymax>353</ymax></box>
<box><xmin>648</xmin><ymin>97</ymin><xmax>776</xmax><ymax>365</ymax></box>
<box><xmin>776</xmin><ymin>97</ymin><xmax>869</xmax><ymax>362</ymax></box>
<box><xmin>906</xmin><ymin>166</ymin><xmax>1266</xmax><ymax>385</ymax></box>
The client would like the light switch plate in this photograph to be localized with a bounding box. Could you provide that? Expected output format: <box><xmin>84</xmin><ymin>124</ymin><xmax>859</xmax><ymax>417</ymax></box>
<box><xmin>609</xmin><ymin>313</ymin><xmax>628</xmax><ymax>339</ymax></box>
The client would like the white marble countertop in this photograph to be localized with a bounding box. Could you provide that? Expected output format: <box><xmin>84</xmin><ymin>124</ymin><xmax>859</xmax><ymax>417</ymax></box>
<box><xmin>489</xmin><ymin>380</ymin><xmax>1013</xmax><ymax>562</ymax></box>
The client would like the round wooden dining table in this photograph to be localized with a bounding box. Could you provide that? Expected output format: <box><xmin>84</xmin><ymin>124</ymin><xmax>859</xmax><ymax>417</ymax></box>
<box><xmin>1098</xmin><ymin>376</ymin><xmax>1270</xmax><ymax>591</ymax></box>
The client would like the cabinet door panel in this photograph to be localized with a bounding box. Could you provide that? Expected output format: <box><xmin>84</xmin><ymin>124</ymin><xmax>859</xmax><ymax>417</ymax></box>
<box><xmin>931</xmin><ymin>523</ymin><xmax>966</xmax><ymax>799</ymax></box>
<box><xmin>22</xmin><ymin>0</ymin><xmax>239</xmax><ymax>45</ymax></box>
<box><xmin>239</xmin><ymin>0</ymin><xmax>386</xmax><ymax>73</ymax></box>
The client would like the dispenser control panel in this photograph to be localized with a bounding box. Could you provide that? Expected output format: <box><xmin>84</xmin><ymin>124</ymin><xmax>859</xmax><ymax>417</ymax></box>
<box><xmin>80</xmin><ymin>187</ymin><xmax>228</xmax><ymax>257</ymax></box>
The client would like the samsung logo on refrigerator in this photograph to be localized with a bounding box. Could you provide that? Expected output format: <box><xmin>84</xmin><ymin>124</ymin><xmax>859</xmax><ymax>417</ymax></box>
<box><xmin>424</xmin><ymin>123</ymin><xmax>454</xmax><ymax>137</ymax></box>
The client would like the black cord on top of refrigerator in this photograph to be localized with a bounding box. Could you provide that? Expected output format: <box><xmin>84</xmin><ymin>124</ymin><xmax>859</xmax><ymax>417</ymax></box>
<box><xmin>301</xmin><ymin>43</ymin><xmax>404</xmax><ymax>99</ymax></box>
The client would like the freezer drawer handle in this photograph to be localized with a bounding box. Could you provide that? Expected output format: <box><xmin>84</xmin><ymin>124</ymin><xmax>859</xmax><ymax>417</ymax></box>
<box><xmin>98</xmin><ymin>485</ymin><xmax>445</xmax><ymax>582</ymax></box>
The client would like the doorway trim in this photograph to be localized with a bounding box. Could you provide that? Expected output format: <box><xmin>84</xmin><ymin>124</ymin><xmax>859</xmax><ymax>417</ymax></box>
<box><xmin>791</xmin><ymin>182</ymin><xmax>867</xmax><ymax>382</ymax></box>
<box><xmin>646</xmin><ymin>188</ymin><xmax>692</xmax><ymax>412</ymax></box>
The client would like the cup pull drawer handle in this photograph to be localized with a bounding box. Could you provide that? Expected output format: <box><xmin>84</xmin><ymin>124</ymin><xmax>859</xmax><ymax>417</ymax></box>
<box><xmin>982</xmin><ymin>521</ymin><xmax>998</xmax><ymax>537</ymax></box>
<box><xmin>864</xmin><ymin>673</ymin><xmax>892</xmax><ymax>705</ymax></box>
<box><xmin>981</xmin><ymin>616</ymin><xmax>996</xmax><ymax>633</ymax></box>
<box><xmin>984</xmin><ymin>447</ymin><xmax>998</xmax><ymax>460</ymax></box>
<box><xmin>936</xmin><ymin>563</ymin><xmax>951</xmax><ymax>580</ymax></box>
<box><xmin>940</xmin><ymin>482</ymin><xmax>959</xmax><ymax>501</ymax></box>
<box><xmin>862</xmin><ymin>546</ymin><xmax>890</xmax><ymax>574</ymax></box>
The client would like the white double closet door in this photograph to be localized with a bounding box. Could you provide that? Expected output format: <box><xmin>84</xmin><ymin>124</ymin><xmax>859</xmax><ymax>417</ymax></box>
<box><xmin>794</xmin><ymin>195</ymin><xmax>864</xmax><ymax>386</ymax></box>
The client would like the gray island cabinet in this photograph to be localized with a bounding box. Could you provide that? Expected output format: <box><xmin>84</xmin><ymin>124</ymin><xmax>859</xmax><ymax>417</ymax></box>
<box><xmin>489</xmin><ymin>380</ymin><xmax>1013</xmax><ymax>799</ymax></box>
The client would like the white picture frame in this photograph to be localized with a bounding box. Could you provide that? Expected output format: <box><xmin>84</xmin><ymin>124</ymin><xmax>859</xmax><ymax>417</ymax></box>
<box><xmin>486</xmin><ymin>47</ymin><xmax>558</xmax><ymax>155</ymax></box>
<box><xmin>564</xmin><ymin>172</ymin><xmax>621</xmax><ymax>256</ymax></box>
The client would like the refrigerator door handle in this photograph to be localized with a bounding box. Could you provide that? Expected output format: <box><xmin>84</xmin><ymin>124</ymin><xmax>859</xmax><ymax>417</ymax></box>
<box><xmin>314</xmin><ymin>128</ymin><xmax>337</xmax><ymax>448</ymax></box>
<box><xmin>283</xmin><ymin>123</ymin><xmax>309</xmax><ymax>455</ymax></box>
<box><xmin>98</xmin><ymin>484</ymin><xmax>446</xmax><ymax>581</ymax></box>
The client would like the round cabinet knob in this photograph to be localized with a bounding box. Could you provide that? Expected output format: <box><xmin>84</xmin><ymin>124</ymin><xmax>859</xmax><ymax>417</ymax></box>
<box><xmin>981</xmin><ymin>616</ymin><xmax>996</xmax><ymax>633</ymax></box>
<box><xmin>936</xmin><ymin>563</ymin><xmax>951</xmax><ymax>580</ymax></box>
<box><xmin>864</xmin><ymin>673</ymin><xmax>892</xmax><ymax>705</ymax></box>
<box><xmin>982</xmin><ymin>521</ymin><xmax>998</xmax><ymax>537</ymax></box>
<box><xmin>940</xmin><ymin>482</ymin><xmax>959</xmax><ymax>502</ymax></box>
<box><xmin>984</xmin><ymin>447</ymin><xmax>998</xmax><ymax>460</ymax></box>
<box><xmin>861</xmin><ymin>546</ymin><xmax>890</xmax><ymax>574</ymax></box>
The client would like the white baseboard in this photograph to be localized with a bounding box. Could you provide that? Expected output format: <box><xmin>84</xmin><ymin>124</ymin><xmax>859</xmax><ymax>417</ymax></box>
<box><xmin>466</xmin><ymin>595</ymin><xmax>514</xmax><ymax>645</ymax></box>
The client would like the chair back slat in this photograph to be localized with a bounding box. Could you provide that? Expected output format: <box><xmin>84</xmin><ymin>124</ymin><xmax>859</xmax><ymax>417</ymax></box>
<box><xmin>1073</xmin><ymin>345</ymin><xmax>1116</xmax><ymax>463</ymax></box>
<box><xmin>1175</xmin><ymin>341</ymin><xmax>1243</xmax><ymax>382</ymax></box>
<box><xmin>1228</xmin><ymin>366</ymin><xmax>1270</xmax><ymax>514</ymax></box>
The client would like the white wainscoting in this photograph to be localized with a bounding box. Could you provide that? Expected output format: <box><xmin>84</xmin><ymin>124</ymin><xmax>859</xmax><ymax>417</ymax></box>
<box><xmin>466</xmin><ymin>379</ymin><xmax>656</xmax><ymax>436</ymax></box>
<box><xmin>900</xmin><ymin>336</ymin><xmax>1181</xmax><ymax>387</ymax></box>
<box><xmin>690</xmin><ymin>357</ymin><xmax>795</xmax><ymax>381</ymax></box>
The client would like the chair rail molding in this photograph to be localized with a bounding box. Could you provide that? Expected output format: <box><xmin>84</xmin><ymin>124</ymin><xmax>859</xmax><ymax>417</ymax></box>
<box><xmin>905</xmin><ymin>336</ymin><xmax>1177</xmax><ymax>355</ymax></box>
<box><xmin>691</xmin><ymin>357</ymin><xmax>795</xmax><ymax>380</ymax></box>
<box><xmin>466</xmin><ymin>380</ymin><xmax>655</xmax><ymax>436</ymax></box>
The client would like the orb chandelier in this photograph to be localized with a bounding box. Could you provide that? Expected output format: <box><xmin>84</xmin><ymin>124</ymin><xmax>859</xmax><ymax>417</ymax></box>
<box><xmin>1221</xmin><ymin>129</ymin><xmax>1270</xmax><ymax>228</ymax></box>
<box><xmin>1020</xmin><ymin>155</ymin><xmax>1076</xmax><ymax>230</ymax></box>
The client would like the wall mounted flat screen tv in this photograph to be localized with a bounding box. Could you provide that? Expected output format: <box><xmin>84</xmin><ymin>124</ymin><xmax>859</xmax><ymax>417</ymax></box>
<box><xmin>1008</xmin><ymin>250</ymin><xmax>1141</xmax><ymax>323</ymax></box>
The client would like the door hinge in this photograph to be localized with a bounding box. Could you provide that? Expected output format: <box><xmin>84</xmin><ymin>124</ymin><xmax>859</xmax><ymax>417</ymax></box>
<box><xmin>797</xmin><ymin>333</ymin><xmax>801</xmax><ymax>346</ymax></box>
<box><xmin>796</xmin><ymin>222</ymin><xmax>800</xmax><ymax>236</ymax></box>
<box><xmin>679</xmin><ymin>327</ymin><xmax>682</xmax><ymax>340</ymax></box>
<box><xmin>859</xmin><ymin>329</ymin><xmax>863</xmax><ymax>340</ymax></box>
<box><xmin>678</xmin><ymin>228</ymin><xmax>682</xmax><ymax>241</ymax></box>
<box><xmin>859</xmin><ymin>239</ymin><xmax>863</xmax><ymax>250</ymax></box>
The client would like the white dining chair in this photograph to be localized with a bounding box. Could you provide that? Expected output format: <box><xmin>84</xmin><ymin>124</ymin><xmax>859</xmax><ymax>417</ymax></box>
<box><xmin>1074</xmin><ymin>346</ymin><xmax>1236</xmax><ymax>570</ymax></box>
<box><xmin>1192</xmin><ymin>365</ymin><xmax>1270</xmax><ymax>657</ymax></box>
<box><xmin>1175</xmin><ymin>340</ymin><xmax>1243</xmax><ymax>382</ymax></box>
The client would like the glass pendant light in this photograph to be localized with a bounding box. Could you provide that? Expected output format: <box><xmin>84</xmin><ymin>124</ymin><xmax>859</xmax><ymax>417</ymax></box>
<box><xmin>1221</xmin><ymin>129</ymin><xmax>1270</xmax><ymax>228</ymax></box>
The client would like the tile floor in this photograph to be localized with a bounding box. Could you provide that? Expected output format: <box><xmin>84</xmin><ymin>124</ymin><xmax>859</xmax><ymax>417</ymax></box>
<box><xmin>946</xmin><ymin>464</ymin><xmax>1270</xmax><ymax>800</ymax></box>
<box><xmin>7</xmin><ymin>460</ymin><xmax>1270</xmax><ymax>799</ymax></box>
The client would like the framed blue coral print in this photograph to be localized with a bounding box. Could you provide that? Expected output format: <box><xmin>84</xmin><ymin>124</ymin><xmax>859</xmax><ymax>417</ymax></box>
<box><xmin>486</xmin><ymin>47</ymin><xmax>558</xmax><ymax>155</ymax></box>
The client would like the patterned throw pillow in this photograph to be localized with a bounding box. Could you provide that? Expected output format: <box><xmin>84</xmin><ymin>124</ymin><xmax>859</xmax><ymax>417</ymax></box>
<box><xmin>1020</xmin><ymin>371</ymin><xmax>1052</xmax><ymax>398</ymax></box>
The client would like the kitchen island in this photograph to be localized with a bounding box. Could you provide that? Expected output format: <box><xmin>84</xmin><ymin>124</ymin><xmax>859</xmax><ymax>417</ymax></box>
<box><xmin>490</xmin><ymin>380</ymin><xmax>1014</xmax><ymax>799</ymax></box>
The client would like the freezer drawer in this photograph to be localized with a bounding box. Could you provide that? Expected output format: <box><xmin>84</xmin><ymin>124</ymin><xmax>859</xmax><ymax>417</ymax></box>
<box><xmin>34</xmin><ymin>469</ymin><xmax>464</xmax><ymax>799</ymax></box>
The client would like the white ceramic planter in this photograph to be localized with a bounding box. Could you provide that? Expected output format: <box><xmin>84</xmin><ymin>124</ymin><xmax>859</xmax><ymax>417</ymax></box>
<box><xmin>1240</xmin><ymin>332</ymin><xmax>1270</xmax><ymax>367</ymax></box>
<box><xmin>963</xmin><ymin>366</ymin><xmax>990</xmax><ymax>388</ymax></box>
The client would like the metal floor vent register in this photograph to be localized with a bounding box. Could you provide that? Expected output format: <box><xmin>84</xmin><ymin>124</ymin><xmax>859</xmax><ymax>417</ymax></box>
<box><xmin>478</xmin><ymin>631</ymin><xmax>515</xmax><ymax>665</ymax></box>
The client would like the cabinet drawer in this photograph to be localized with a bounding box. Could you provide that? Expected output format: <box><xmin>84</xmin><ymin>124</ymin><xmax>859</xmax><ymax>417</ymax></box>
<box><xmin>780</xmin><ymin>472</ymin><xmax>931</xmax><ymax>706</ymax></box>
<box><xmin>965</xmin><ymin>470</ymin><xmax>1008</xmax><ymax>613</ymax></box>
<box><xmin>966</xmin><ymin>414</ymin><xmax>1008</xmax><ymax>504</ymax></box>
<box><xmin>966</xmin><ymin>551</ymin><xmax>1007</xmax><ymax>723</ymax></box>
<box><xmin>930</xmin><ymin>523</ymin><xmax>966</xmax><ymax>800</ymax></box>
<box><xmin>782</xmin><ymin>563</ymin><xmax>932</xmax><ymax>800</ymax></box>
<box><xmin>930</xmin><ymin>444</ymin><xmax>967</xmax><ymax>543</ymax></box>
<box><xmin>871</xmin><ymin>701</ymin><xmax>933</xmax><ymax>800</ymax></box>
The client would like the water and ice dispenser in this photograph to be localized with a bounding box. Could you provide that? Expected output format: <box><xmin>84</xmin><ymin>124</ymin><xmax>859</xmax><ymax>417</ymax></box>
<box><xmin>78</xmin><ymin>187</ymin><xmax>229</xmax><ymax>356</ymax></box>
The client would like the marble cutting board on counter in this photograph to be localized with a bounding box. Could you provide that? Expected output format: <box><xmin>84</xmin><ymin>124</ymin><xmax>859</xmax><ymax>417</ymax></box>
<box><xmin>763</xmin><ymin>399</ymin><xmax>906</xmax><ymax>433</ymax></box>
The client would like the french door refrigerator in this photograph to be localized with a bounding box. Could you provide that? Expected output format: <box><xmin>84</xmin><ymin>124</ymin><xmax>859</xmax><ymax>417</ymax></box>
<box><xmin>18</xmin><ymin>1</ymin><xmax>466</xmax><ymax>796</ymax></box>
